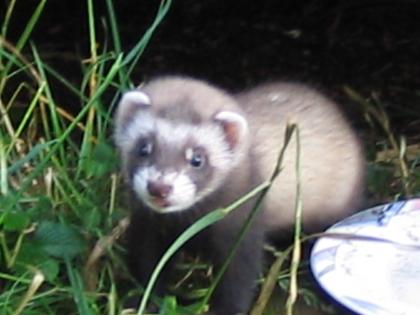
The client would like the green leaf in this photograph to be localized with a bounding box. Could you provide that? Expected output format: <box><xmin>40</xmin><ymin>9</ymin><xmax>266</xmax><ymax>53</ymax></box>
<box><xmin>0</xmin><ymin>193</ymin><xmax>21</xmax><ymax>213</ymax></box>
<box><xmin>15</xmin><ymin>243</ymin><xmax>59</xmax><ymax>282</ymax></box>
<box><xmin>29</xmin><ymin>195</ymin><xmax>53</xmax><ymax>218</ymax></box>
<box><xmin>3</xmin><ymin>211</ymin><xmax>30</xmax><ymax>231</ymax></box>
<box><xmin>38</xmin><ymin>258</ymin><xmax>60</xmax><ymax>282</ymax></box>
<box><xmin>34</xmin><ymin>221</ymin><xmax>85</xmax><ymax>260</ymax></box>
<box><xmin>85</xmin><ymin>141</ymin><xmax>118</xmax><ymax>177</ymax></box>
<box><xmin>160</xmin><ymin>296</ymin><xmax>177</xmax><ymax>315</ymax></box>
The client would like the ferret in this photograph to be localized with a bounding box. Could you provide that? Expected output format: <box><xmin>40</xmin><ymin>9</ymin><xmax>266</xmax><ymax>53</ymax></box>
<box><xmin>114</xmin><ymin>76</ymin><xmax>364</xmax><ymax>315</ymax></box>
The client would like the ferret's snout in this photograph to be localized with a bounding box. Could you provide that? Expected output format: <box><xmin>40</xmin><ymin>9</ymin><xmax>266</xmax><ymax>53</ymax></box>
<box><xmin>147</xmin><ymin>180</ymin><xmax>172</xmax><ymax>199</ymax></box>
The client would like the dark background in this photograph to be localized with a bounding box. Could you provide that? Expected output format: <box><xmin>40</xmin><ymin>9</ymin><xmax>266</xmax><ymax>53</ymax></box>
<box><xmin>4</xmin><ymin>2</ymin><xmax>419</xmax><ymax>93</ymax></box>
<box><xmin>4</xmin><ymin>0</ymin><xmax>420</xmax><ymax>137</ymax></box>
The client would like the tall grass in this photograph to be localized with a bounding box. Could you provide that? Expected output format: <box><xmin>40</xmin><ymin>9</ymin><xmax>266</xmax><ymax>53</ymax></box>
<box><xmin>0</xmin><ymin>1</ymin><xmax>172</xmax><ymax>314</ymax></box>
<box><xmin>1</xmin><ymin>1</ymin><xmax>419</xmax><ymax>315</ymax></box>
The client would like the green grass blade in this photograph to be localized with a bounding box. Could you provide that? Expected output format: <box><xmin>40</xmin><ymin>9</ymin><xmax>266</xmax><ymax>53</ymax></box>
<box><xmin>105</xmin><ymin>0</ymin><xmax>127</xmax><ymax>89</ymax></box>
<box><xmin>19</xmin><ymin>54</ymin><xmax>123</xmax><ymax>193</ymax></box>
<box><xmin>9</xmin><ymin>0</ymin><xmax>47</xmax><ymax>53</ymax></box>
<box><xmin>286</xmin><ymin>126</ymin><xmax>303</xmax><ymax>315</ymax></box>
<box><xmin>31</xmin><ymin>44</ymin><xmax>66</xmax><ymax>170</ymax></box>
<box><xmin>1</xmin><ymin>0</ymin><xmax>17</xmax><ymax>39</ymax></box>
<box><xmin>6</xmin><ymin>81</ymin><xmax>46</xmax><ymax>156</ymax></box>
<box><xmin>65</xmin><ymin>258</ymin><xmax>92</xmax><ymax>315</ymax></box>
<box><xmin>123</xmin><ymin>0</ymin><xmax>172</xmax><ymax>85</ymax></box>
<box><xmin>43</xmin><ymin>63</ymin><xmax>87</xmax><ymax>102</ymax></box>
<box><xmin>87</xmin><ymin>0</ymin><xmax>98</xmax><ymax>73</ymax></box>
<box><xmin>0</xmin><ymin>135</ymin><xmax>7</xmax><ymax>195</ymax></box>
<box><xmin>0</xmin><ymin>0</ymin><xmax>47</xmax><ymax>91</ymax></box>
<box><xmin>7</xmin><ymin>140</ymin><xmax>57</xmax><ymax>175</ymax></box>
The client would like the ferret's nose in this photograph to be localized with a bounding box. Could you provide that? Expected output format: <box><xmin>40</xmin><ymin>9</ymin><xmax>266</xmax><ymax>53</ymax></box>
<box><xmin>147</xmin><ymin>181</ymin><xmax>172</xmax><ymax>199</ymax></box>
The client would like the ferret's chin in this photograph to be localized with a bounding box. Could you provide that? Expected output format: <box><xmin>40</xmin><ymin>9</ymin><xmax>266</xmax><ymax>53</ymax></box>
<box><xmin>144</xmin><ymin>198</ymin><xmax>190</xmax><ymax>214</ymax></box>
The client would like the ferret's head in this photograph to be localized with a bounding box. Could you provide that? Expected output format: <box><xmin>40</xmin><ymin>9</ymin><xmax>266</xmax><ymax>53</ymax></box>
<box><xmin>114</xmin><ymin>77</ymin><xmax>249</xmax><ymax>214</ymax></box>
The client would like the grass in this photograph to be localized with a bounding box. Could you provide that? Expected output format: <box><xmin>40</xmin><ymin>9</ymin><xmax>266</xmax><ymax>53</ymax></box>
<box><xmin>0</xmin><ymin>1</ymin><xmax>173</xmax><ymax>314</ymax></box>
<box><xmin>1</xmin><ymin>1</ymin><xmax>420</xmax><ymax>315</ymax></box>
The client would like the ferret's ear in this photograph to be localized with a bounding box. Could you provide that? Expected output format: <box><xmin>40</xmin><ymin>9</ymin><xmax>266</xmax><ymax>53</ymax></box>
<box><xmin>214</xmin><ymin>111</ymin><xmax>248</xmax><ymax>150</ymax></box>
<box><xmin>115</xmin><ymin>90</ymin><xmax>151</xmax><ymax>126</ymax></box>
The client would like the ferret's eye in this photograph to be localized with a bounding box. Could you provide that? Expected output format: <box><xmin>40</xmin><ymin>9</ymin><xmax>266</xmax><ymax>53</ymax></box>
<box><xmin>137</xmin><ymin>139</ymin><xmax>153</xmax><ymax>157</ymax></box>
<box><xmin>185</xmin><ymin>147</ymin><xmax>206</xmax><ymax>169</ymax></box>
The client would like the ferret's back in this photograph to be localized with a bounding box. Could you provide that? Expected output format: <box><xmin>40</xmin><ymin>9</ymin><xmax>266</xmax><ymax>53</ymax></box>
<box><xmin>236</xmin><ymin>83</ymin><xmax>364</xmax><ymax>232</ymax></box>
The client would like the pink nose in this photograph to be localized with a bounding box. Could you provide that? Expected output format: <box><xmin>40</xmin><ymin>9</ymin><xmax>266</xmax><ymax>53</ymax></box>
<box><xmin>147</xmin><ymin>181</ymin><xmax>172</xmax><ymax>199</ymax></box>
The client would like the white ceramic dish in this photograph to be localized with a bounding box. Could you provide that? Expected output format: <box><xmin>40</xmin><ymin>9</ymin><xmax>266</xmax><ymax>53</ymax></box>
<box><xmin>310</xmin><ymin>199</ymin><xmax>420</xmax><ymax>315</ymax></box>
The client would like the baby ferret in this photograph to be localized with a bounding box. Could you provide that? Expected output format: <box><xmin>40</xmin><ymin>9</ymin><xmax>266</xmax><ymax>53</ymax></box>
<box><xmin>114</xmin><ymin>76</ymin><xmax>364</xmax><ymax>315</ymax></box>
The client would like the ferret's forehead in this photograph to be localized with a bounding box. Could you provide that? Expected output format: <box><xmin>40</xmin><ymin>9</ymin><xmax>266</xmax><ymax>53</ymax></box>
<box><xmin>157</xmin><ymin>102</ymin><xmax>204</xmax><ymax>124</ymax></box>
<box><xmin>125</xmin><ymin>111</ymin><xmax>223</xmax><ymax>149</ymax></box>
<box><xmin>142</xmin><ymin>78</ymin><xmax>237</xmax><ymax>117</ymax></box>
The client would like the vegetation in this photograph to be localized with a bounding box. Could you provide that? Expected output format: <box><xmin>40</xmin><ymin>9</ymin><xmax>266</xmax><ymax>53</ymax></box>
<box><xmin>1</xmin><ymin>1</ymin><xmax>172</xmax><ymax>314</ymax></box>
<box><xmin>0</xmin><ymin>1</ymin><xmax>419</xmax><ymax>315</ymax></box>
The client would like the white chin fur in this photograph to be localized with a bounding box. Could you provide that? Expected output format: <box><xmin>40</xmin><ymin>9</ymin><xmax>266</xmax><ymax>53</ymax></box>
<box><xmin>132</xmin><ymin>168</ymin><xmax>197</xmax><ymax>214</ymax></box>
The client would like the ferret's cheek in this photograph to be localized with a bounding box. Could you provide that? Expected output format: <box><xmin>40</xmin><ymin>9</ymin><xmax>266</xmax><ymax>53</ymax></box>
<box><xmin>132</xmin><ymin>168</ymin><xmax>149</xmax><ymax>200</ymax></box>
<box><xmin>192</xmin><ymin>165</ymin><xmax>214</xmax><ymax>192</ymax></box>
<box><xmin>168</xmin><ymin>174</ymin><xmax>197</xmax><ymax>210</ymax></box>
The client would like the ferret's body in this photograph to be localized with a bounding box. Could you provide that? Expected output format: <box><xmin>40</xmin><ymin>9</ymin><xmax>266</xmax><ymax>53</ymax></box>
<box><xmin>237</xmin><ymin>82</ymin><xmax>364</xmax><ymax>233</ymax></box>
<box><xmin>114</xmin><ymin>76</ymin><xmax>364</xmax><ymax>315</ymax></box>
